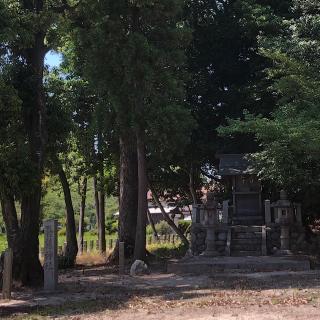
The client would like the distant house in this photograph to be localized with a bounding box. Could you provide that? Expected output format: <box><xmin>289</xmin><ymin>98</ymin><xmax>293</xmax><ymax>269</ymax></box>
<box><xmin>112</xmin><ymin>192</ymin><xmax>192</xmax><ymax>224</ymax></box>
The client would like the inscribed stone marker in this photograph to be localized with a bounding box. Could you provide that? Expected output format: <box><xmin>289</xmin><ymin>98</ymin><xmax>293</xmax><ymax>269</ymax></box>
<box><xmin>44</xmin><ymin>219</ymin><xmax>58</xmax><ymax>292</ymax></box>
<box><xmin>2</xmin><ymin>248</ymin><xmax>13</xmax><ymax>300</ymax></box>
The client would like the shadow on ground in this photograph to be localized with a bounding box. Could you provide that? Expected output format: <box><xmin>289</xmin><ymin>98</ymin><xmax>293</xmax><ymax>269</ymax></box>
<box><xmin>1</xmin><ymin>264</ymin><xmax>320</xmax><ymax>319</ymax></box>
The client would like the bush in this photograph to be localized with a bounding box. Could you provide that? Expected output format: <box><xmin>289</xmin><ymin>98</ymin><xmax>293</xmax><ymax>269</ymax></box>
<box><xmin>148</xmin><ymin>242</ymin><xmax>188</xmax><ymax>259</ymax></box>
<box><xmin>156</xmin><ymin>221</ymin><xmax>173</xmax><ymax>235</ymax></box>
<box><xmin>178</xmin><ymin>220</ymin><xmax>191</xmax><ymax>234</ymax></box>
<box><xmin>58</xmin><ymin>227</ymin><xmax>66</xmax><ymax>236</ymax></box>
<box><xmin>147</xmin><ymin>221</ymin><xmax>172</xmax><ymax>235</ymax></box>
<box><xmin>106</xmin><ymin>217</ymin><xmax>118</xmax><ymax>234</ymax></box>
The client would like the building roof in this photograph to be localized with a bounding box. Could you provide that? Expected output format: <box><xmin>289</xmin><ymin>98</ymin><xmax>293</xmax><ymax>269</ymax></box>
<box><xmin>217</xmin><ymin>154</ymin><xmax>254</xmax><ymax>176</ymax></box>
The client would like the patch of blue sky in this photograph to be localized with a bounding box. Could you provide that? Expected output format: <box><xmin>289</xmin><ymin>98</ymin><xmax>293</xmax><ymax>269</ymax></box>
<box><xmin>45</xmin><ymin>50</ymin><xmax>63</xmax><ymax>69</ymax></box>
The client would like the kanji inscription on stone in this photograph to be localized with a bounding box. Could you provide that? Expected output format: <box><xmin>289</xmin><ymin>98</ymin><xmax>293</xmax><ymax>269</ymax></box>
<box><xmin>44</xmin><ymin>219</ymin><xmax>58</xmax><ymax>292</ymax></box>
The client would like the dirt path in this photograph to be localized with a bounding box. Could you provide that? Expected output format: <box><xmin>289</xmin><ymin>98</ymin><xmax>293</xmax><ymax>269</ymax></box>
<box><xmin>2</xmin><ymin>268</ymin><xmax>320</xmax><ymax>319</ymax></box>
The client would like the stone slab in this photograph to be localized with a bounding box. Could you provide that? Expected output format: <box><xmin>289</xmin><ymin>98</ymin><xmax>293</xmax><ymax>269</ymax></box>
<box><xmin>167</xmin><ymin>256</ymin><xmax>310</xmax><ymax>274</ymax></box>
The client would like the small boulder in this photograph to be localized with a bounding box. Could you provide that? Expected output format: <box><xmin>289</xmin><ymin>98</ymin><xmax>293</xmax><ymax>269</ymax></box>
<box><xmin>130</xmin><ymin>260</ymin><xmax>148</xmax><ymax>277</ymax></box>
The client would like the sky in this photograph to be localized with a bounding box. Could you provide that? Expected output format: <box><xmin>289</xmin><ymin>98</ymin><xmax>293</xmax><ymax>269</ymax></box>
<box><xmin>45</xmin><ymin>51</ymin><xmax>62</xmax><ymax>68</ymax></box>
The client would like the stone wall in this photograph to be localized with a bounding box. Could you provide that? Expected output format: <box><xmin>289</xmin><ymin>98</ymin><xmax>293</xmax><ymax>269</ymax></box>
<box><xmin>191</xmin><ymin>224</ymin><xmax>228</xmax><ymax>256</ymax></box>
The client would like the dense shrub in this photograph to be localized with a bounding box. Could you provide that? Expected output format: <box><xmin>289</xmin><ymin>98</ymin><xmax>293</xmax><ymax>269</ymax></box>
<box><xmin>178</xmin><ymin>220</ymin><xmax>191</xmax><ymax>234</ymax></box>
<box><xmin>106</xmin><ymin>217</ymin><xmax>118</xmax><ymax>234</ymax></box>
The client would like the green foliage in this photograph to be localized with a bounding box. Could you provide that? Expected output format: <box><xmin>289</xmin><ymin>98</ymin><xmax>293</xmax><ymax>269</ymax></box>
<box><xmin>148</xmin><ymin>242</ymin><xmax>188</xmax><ymax>259</ymax></box>
<box><xmin>220</xmin><ymin>0</ymin><xmax>320</xmax><ymax>210</ymax></box>
<box><xmin>105</xmin><ymin>217</ymin><xmax>118</xmax><ymax>235</ymax></box>
<box><xmin>146</xmin><ymin>221</ymin><xmax>173</xmax><ymax>235</ymax></box>
<box><xmin>178</xmin><ymin>220</ymin><xmax>191</xmax><ymax>234</ymax></box>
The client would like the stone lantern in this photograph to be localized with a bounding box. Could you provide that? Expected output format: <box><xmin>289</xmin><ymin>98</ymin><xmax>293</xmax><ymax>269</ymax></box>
<box><xmin>273</xmin><ymin>190</ymin><xmax>293</xmax><ymax>255</ymax></box>
<box><xmin>201</xmin><ymin>192</ymin><xmax>219</xmax><ymax>256</ymax></box>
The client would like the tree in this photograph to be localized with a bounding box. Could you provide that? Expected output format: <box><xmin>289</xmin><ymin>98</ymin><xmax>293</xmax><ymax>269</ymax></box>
<box><xmin>71</xmin><ymin>0</ymin><xmax>193</xmax><ymax>261</ymax></box>
<box><xmin>220</xmin><ymin>0</ymin><xmax>320</xmax><ymax>215</ymax></box>
<box><xmin>0</xmin><ymin>0</ymin><xmax>76</xmax><ymax>285</ymax></box>
<box><xmin>181</xmin><ymin>0</ymin><xmax>292</xmax><ymax>195</ymax></box>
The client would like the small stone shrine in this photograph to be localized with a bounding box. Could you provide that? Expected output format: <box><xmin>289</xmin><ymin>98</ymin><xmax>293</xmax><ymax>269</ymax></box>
<box><xmin>191</xmin><ymin>154</ymin><xmax>307</xmax><ymax>257</ymax></box>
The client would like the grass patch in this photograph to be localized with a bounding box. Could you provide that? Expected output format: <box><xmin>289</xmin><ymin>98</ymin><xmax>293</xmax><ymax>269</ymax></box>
<box><xmin>0</xmin><ymin>232</ymin><xmax>118</xmax><ymax>253</ymax></box>
<box><xmin>147</xmin><ymin>241</ymin><xmax>188</xmax><ymax>259</ymax></box>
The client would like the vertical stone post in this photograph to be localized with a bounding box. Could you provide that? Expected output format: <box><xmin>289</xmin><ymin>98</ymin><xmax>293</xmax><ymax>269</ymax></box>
<box><xmin>222</xmin><ymin>200</ymin><xmax>229</xmax><ymax>224</ymax></box>
<box><xmin>2</xmin><ymin>248</ymin><xmax>13</xmax><ymax>300</ymax></box>
<box><xmin>279</xmin><ymin>225</ymin><xmax>291</xmax><ymax>255</ymax></box>
<box><xmin>264</xmin><ymin>200</ymin><xmax>271</xmax><ymax>225</ymax></box>
<box><xmin>119</xmin><ymin>241</ymin><xmax>125</xmax><ymax>275</ymax></box>
<box><xmin>295</xmin><ymin>203</ymin><xmax>303</xmax><ymax>225</ymax></box>
<box><xmin>202</xmin><ymin>193</ymin><xmax>219</xmax><ymax>257</ymax></box>
<box><xmin>261</xmin><ymin>226</ymin><xmax>267</xmax><ymax>256</ymax></box>
<box><xmin>44</xmin><ymin>219</ymin><xmax>58</xmax><ymax>292</ymax></box>
<box><xmin>225</xmin><ymin>228</ymin><xmax>231</xmax><ymax>256</ymax></box>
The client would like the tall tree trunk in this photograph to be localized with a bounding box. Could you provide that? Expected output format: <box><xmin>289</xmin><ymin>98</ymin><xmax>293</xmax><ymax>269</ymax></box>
<box><xmin>150</xmin><ymin>187</ymin><xmax>189</xmax><ymax>247</ymax></box>
<box><xmin>134</xmin><ymin>128</ymin><xmax>148</xmax><ymax>261</ymax></box>
<box><xmin>93</xmin><ymin>176</ymin><xmax>100</xmax><ymax>232</ymax></box>
<box><xmin>1</xmin><ymin>195</ymin><xmax>22</xmax><ymax>279</ymax></box>
<box><xmin>20</xmin><ymin>187</ymin><xmax>44</xmax><ymax>286</ymax></box>
<box><xmin>78</xmin><ymin>177</ymin><xmax>87</xmax><ymax>254</ymax></box>
<box><xmin>98</xmin><ymin>184</ymin><xmax>106</xmax><ymax>254</ymax></box>
<box><xmin>17</xmin><ymin>29</ymin><xmax>47</xmax><ymax>286</ymax></box>
<box><xmin>189</xmin><ymin>164</ymin><xmax>197</xmax><ymax>205</ymax></box>
<box><xmin>107</xmin><ymin>133</ymin><xmax>138</xmax><ymax>263</ymax></box>
<box><xmin>57</xmin><ymin>163</ymin><xmax>78</xmax><ymax>265</ymax></box>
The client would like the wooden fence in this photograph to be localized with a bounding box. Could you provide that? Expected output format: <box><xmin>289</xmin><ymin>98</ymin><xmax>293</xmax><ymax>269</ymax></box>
<box><xmin>39</xmin><ymin>233</ymin><xmax>191</xmax><ymax>257</ymax></box>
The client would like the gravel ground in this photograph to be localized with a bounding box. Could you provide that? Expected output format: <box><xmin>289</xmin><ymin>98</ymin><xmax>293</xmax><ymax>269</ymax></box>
<box><xmin>1</xmin><ymin>266</ymin><xmax>320</xmax><ymax>319</ymax></box>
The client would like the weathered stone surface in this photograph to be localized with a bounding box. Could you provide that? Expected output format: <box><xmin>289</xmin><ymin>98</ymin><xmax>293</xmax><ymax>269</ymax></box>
<box><xmin>43</xmin><ymin>219</ymin><xmax>58</xmax><ymax>292</ymax></box>
<box><xmin>218</xmin><ymin>232</ymin><xmax>227</xmax><ymax>241</ymax></box>
<box><xmin>130</xmin><ymin>260</ymin><xmax>148</xmax><ymax>277</ymax></box>
<box><xmin>197</xmin><ymin>232</ymin><xmax>206</xmax><ymax>240</ymax></box>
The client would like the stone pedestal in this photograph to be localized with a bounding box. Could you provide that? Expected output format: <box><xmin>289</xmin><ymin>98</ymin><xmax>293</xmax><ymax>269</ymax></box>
<box><xmin>202</xmin><ymin>227</ymin><xmax>219</xmax><ymax>256</ymax></box>
<box><xmin>276</xmin><ymin>225</ymin><xmax>292</xmax><ymax>255</ymax></box>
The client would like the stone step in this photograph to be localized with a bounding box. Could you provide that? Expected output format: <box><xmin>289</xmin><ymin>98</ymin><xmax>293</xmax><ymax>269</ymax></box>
<box><xmin>233</xmin><ymin>233</ymin><xmax>261</xmax><ymax>239</ymax></box>
<box><xmin>232</xmin><ymin>238</ymin><xmax>261</xmax><ymax>245</ymax></box>
<box><xmin>231</xmin><ymin>244</ymin><xmax>261</xmax><ymax>251</ymax></box>
<box><xmin>233</xmin><ymin>215</ymin><xmax>263</xmax><ymax>220</ymax></box>
<box><xmin>231</xmin><ymin>251</ymin><xmax>262</xmax><ymax>257</ymax></box>
<box><xmin>167</xmin><ymin>256</ymin><xmax>311</xmax><ymax>274</ymax></box>
<box><xmin>232</xmin><ymin>216</ymin><xmax>264</xmax><ymax>225</ymax></box>
<box><xmin>232</xmin><ymin>226</ymin><xmax>263</xmax><ymax>233</ymax></box>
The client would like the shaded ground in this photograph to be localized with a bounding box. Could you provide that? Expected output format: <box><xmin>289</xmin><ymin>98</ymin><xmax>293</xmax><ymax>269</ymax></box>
<box><xmin>1</xmin><ymin>264</ymin><xmax>320</xmax><ymax>319</ymax></box>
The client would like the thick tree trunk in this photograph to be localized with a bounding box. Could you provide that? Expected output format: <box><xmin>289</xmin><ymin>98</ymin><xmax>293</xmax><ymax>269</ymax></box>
<box><xmin>93</xmin><ymin>176</ymin><xmax>100</xmax><ymax>232</ymax></box>
<box><xmin>1</xmin><ymin>195</ymin><xmax>22</xmax><ymax>279</ymax></box>
<box><xmin>20</xmin><ymin>187</ymin><xmax>44</xmax><ymax>286</ymax></box>
<box><xmin>150</xmin><ymin>187</ymin><xmax>189</xmax><ymax>247</ymax></box>
<box><xmin>98</xmin><ymin>187</ymin><xmax>106</xmax><ymax>254</ymax></box>
<box><xmin>57</xmin><ymin>163</ymin><xmax>78</xmax><ymax>265</ymax></box>
<box><xmin>78</xmin><ymin>177</ymin><xmax>87</xmax><ymax>254</ymax></box>
<box><xmin>134</xmin><ymin>128</ymin><xmax>148</xmax><ymax>261</ymax></box>
<box><xmin>16</xmin><ymin>28</ymin><xmax>47</xmax><ymax>286</ymax></box>
<box><xmin>107</xmin><ymin>133</ymin><xmax>138</xmax><ymax>263</ymax></box>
